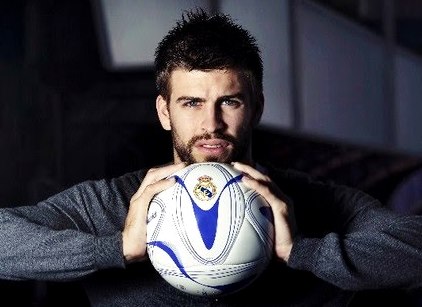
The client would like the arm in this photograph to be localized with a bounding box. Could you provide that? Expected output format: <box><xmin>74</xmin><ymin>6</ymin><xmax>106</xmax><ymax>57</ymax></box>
<box><xmin>234</xmin><ymin>163</ymin><xmax>422</xmax><ymax>291</ymax></box>
<box><xmin>276</xmin><ymin>169</ymin><xmax>422</xmax><ymax>290</ymax></box>
<box><xmin>0</xmin><ymin>170</ymin><xmax>142</xmax><ymax>281</ymax></box>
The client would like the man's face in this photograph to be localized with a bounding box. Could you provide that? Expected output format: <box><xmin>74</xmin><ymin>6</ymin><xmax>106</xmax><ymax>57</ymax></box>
<box><xmin>156</xmin><ymin>68</ymin><xmax>261</xmax><ymax>164</ymax></box>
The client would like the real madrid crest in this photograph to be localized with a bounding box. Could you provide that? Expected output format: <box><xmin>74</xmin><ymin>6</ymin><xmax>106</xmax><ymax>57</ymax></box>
<box><xmin>193</xmin><ymin>175</ymin><xmax>217</xmax><ymax>201</ymax></box>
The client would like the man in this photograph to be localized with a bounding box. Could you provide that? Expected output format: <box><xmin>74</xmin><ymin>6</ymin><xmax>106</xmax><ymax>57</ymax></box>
<box><xmin>1</xmin><ymin>9</ymin><xmax>421</xmax><ymax>306</ymax></box>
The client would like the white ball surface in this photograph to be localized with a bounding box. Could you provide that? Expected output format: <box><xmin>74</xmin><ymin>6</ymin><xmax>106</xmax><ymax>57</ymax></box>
<box><xmin>147</xmin><ymin>162</ymin><xmax>274</xmax><ymax>296</ymax></box>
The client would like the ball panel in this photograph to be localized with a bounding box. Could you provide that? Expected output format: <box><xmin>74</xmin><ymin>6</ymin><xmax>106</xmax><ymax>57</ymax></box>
<box><xmin>224</xmin><ymin>219</ymin><xmax>268</xmax><ymax>265</ymax></box>
<box><xmin>244</xmin><ymin>190</ymin><xmax>275</xmax><ymax>258</ymax></box>
<box><xmin>172</xmin><ymin>166</ymin><xmax>246</xmax><ymax>263</ymax></box>
<box><xmin>155</xmin><ymin>259</ymin><xmax>269</xmax><ymax>296</ymax></box>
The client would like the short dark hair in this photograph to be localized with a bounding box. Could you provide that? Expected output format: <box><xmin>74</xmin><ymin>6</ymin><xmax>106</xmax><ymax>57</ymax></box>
<box><xmin>154</xmin><ymin>8</ymin><xmax>263</xmax><ymax>102</ymax></box>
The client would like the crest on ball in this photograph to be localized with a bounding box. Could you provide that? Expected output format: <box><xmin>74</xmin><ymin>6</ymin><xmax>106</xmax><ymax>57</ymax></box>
<box><xmin>193</xmin><ymin>175</ymin><xmax>217</xmax><ymax>201</ymax></box>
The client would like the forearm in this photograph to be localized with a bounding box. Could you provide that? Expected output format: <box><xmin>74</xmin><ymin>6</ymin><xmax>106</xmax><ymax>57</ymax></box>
<box><xmin>0</xmin><ymin>208</ymin><xmax>125</xmax><ymax>281</ymax></box>
<box><xmin>0</xmin><ymin>173</ymin><xmax>140</xmax><ymax>281</ymax></box>
<box><xmin>288</xmin><ymin>210</ymin><xmax>422</xmax><ymax>290</ymax></box>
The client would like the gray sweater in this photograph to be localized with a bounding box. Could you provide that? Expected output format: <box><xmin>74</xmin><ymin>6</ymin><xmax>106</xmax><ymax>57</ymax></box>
<box><xmin>1</xmin><ymin>167</ymin><xmax>421</xmax><ymax>306</ymax></box>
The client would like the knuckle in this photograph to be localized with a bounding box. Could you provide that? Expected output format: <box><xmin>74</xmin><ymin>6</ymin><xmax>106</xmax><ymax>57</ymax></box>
<box><xmin>146</xmin><ymin>167</ymin><xmax>157</xmax><ymax>175</ymax></box>
<box><xmin>143</xmin><ymin>184</ymin><xmax>155</xmax><ymax>195</ymax></box>
<box><xmin>261</xmin><ymin>185</ymin><xmax>271</xmax><ymax>196</ymax></box>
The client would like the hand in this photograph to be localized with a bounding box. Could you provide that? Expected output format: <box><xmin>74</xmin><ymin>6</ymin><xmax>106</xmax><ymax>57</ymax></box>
<box><xmin>232</xmin><ymin>162</ymin><xmax>296</xmax><ymax>262</ymax></box>
<box><xmin>122</xmin><ymin>162</ymin><xmax>186</xmax><ymax>263</ymax></box>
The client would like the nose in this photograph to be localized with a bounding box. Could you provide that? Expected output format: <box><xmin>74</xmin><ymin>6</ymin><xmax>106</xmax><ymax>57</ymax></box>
<box><xmin>201</xmin><ymin>105</ymin><xmax>224</xmax><ymax>133</ymax></box>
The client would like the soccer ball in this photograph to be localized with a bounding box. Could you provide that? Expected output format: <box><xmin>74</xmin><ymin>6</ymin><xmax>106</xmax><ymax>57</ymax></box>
<box><xmin>146</xmin><ymin>162</ymin><xmax>274</xmax><ymax>297</ymax></box>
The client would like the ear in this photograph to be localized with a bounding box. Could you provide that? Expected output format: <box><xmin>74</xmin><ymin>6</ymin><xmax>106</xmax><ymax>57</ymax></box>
<box><xmin>252</xmin><ymin>92</ymin><xmax>264</xmax><ymax>127</ymax></box>
<box><xmin>156</xmin><ymin>95</ymin><xmax>171</xmax><ymax>131</ymax></box>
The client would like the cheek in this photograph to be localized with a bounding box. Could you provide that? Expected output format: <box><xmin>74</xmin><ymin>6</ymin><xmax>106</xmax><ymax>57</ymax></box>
<box><xmin>227</xmin><ymin>112</ymin><xmax>251</xmax><ymax>133</ymax></box>
<box><xmin>170</xmin><ymin>116</ymin><xmax>195</xmax><ymax>140</ymax></box>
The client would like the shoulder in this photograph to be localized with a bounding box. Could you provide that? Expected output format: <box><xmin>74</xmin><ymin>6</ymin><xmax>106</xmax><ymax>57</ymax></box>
<box><xmin>62</xmin><ymin>168</ymin><xmax>149</xmax><ymax>204</ymax></box>
<box><xmin>265</xmin><ymin>166</ymin><xmax>331</xmax><ymax>189</ymax></box>
<box><xmin>265</xmin><ymin>165</ymin><xmax>382</xmax><ymax>212</ymax></box>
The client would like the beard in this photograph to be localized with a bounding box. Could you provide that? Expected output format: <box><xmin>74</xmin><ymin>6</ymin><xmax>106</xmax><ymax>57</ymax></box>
<box><xmin>171</xmin><ymin>129</ymin><xmax>252</xmax><ymax>165</ymax></box>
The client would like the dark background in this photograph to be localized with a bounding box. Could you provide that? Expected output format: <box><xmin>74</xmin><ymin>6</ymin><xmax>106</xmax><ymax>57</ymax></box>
<box><xmin>1</xmin><ymin>1</ymin><xmax>421</xmax><ymax>306</ymax></box>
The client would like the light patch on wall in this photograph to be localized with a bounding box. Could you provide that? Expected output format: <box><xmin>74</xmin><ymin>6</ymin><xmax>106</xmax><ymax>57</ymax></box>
<box><xmin>91</xmin><ymin>0</ymin><xmax>211</xmax><ymax>70</ymax></box>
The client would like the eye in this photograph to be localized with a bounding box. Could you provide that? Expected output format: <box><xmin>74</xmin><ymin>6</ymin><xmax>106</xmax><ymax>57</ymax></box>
<box><xmin>183</xmin><ymin>100</ymin><xmax>201</xmax><ymax>108</ymax></box>
<box><xmin>221</xmin><ymin>98</ymin><xmax>241</xmax><ymax>107</ymax></box>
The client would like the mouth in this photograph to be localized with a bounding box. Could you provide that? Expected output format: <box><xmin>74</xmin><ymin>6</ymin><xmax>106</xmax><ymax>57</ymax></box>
<box><xmin>197</xmin><ymin>139</ymin><xmax>230</xmax><ymax>147</ymax></box>
<box><xmin>195</xmin><ymin>139</ymin><xmax>231</xmax><ymax>155</ymax></box>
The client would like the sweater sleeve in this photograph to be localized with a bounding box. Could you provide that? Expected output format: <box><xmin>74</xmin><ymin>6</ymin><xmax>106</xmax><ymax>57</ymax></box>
<box><xmin>0</xmin><ymin>170</ymin><xmax>144</xmax><ymax>281</ymax></box>
<box><xmin>274</xmin><ymin>169</ymin><xmax>422</xmax><ymax>291</ymax></box>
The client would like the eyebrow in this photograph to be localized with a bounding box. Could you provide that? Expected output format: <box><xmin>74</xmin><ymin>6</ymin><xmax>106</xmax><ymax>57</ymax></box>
<box><xmin>175</xmin><ymin>93</ymin><xmax>246</xmax><ymax>103</ymax></box>
<box><xmin>175</xmin><ymin>96</ymin><xmax>205</xmax><ymax>103</ymax></box>
<box><xmin>218</xmin><ymin>93</ymin><xmax>246</xmax><ymax>101</ymax></box>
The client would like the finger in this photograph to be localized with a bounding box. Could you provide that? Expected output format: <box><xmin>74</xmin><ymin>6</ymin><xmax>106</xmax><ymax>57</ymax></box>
<box><xmin>135</xmin><ymin>176</ymin><xmax>177</xmax><ymax>205</ymax></box>
<box><xmin>241</xmin><ymin>175</ymin><xmax>282</xmax><ymax>206</ymax></box>
<box><xmin>242</xmin><ymin>175</ymin><xmax>295</xmax><ymax>233</ymax></box>
<box><xmin>132</xmin><ymin>162</ymin><xmax>185</xmax><ymax>201</ymax></box>
<box><xmin>232</xmin><ymin>161</ymin><xmax>268</xmax><ymax>181</ymax></box>
<box><xmin>127</xmin><ymin>176</ymin><xmax>176</xmax><ymax>225</ymax></box>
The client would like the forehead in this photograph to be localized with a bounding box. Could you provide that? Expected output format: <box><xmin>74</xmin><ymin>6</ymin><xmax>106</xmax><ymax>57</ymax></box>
<box><xmin>168</xmin><ymin>69</ymin><xmax>250</xmax><ymax>97</ymax></box>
